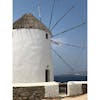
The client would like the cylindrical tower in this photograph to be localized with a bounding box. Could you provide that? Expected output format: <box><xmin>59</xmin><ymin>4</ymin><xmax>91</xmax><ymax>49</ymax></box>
<box><xmin>13</xmin><ymin>14</ymin><xmax>54</xmax><ymax>83</ymax></box>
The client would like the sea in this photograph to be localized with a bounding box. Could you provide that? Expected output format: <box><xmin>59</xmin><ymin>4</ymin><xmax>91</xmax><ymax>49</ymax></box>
<box><xmin>54</xmin><ymin>74</ymin><xmax>87</xmax><ymax>82</ymax></box>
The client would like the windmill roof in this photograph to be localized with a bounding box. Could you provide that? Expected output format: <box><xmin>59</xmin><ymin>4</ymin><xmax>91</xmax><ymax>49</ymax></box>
<box><xmin>13</xmin><ymin>13</ymin><xmax>51</xmax><ymax>34</ymax></box>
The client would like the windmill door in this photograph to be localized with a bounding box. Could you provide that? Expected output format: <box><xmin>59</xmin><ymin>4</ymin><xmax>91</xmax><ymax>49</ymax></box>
<box><xmin>45</xmin><ymin>69</ymin><xmax>50</xmax><ymax>82</ymax></box>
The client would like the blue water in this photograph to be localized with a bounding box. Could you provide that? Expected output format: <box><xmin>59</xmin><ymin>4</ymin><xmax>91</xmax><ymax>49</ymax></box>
<box><xmin>54</xmin><ymin>75</ymin><xmax>87</xmax><ymax>82</ymax></box>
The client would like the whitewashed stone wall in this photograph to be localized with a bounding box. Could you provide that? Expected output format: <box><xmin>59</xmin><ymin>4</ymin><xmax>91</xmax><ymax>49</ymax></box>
<box><xmin>45</xmin><ymin>82</ymin><xmax>59</xmax><ymax>97</ymax></box>
<box><xmin>67</xmin><ymin>81</ymin><xmax>87</xmax><ymax>96</ymax></box>
<box><xmin>13</xmin><ymin>82</ymin><xmax>59</xmax><ymax>99</ymax></box>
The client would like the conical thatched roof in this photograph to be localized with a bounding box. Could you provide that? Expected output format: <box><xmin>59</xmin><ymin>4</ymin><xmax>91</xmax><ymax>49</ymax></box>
<box><xmin>13</xmin><ymin>13</ymin><xmax>51</xmax><ymax>34</ymax></box>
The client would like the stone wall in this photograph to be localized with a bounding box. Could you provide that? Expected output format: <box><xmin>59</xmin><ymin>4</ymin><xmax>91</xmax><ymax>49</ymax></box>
<box><xmin>82</xmin><ymin>84</ymin><xmax>87</xmax><ymax>94</ymax></box>
<box><xmin>45</xmin><ymin>83</ymin><xmax>59</xmax><ymax>97</ymax></box>
<box><xmin>67</xmin><ymin>81</ymin><xmax>87</xmax><ymax>96</ymax></box>
<box><xmin>13</xmin><ymin>86</ymin><xmax>45</xmax><ymax>100</ymax></box>
<box><xmin>13</xmin><ymin>82</ymin><xmax>59</xmax><ymax>100</ymax></box>
<box><xmin>13</xmin><ymin>81</ymin><xmax>87</xmax><ymax>99</ymax></box>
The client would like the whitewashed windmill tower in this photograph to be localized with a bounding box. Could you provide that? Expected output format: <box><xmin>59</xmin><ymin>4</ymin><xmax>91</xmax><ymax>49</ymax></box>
<box><xmin>13</xmin><ymin>13</ymin><xmax>54</xmax><ymax>83</ymax></box>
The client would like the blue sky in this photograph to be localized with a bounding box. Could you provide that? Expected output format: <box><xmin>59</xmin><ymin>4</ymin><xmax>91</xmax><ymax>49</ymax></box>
<box><xmin>13</xmin><ymin>0</ymin><xmax>87</xmax><ymax>75</ymax></box>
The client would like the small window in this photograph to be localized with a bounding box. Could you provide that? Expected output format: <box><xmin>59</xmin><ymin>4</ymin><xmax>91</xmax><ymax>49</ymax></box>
<box><xmin>46</xmin><ymin>33</ymin><xmax>48</xmax><ymax>39</ymax></box>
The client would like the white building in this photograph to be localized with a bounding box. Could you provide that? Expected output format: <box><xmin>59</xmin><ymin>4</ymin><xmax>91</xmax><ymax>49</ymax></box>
<box><xmin>13</xmin><ymin>14</ymin><xmax>54</xmax><ymax>83</ymax></box>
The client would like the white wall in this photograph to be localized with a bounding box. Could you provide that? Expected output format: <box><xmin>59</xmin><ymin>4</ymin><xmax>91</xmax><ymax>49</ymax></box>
<box><xmin>13</xmin><ymin>82</ymin><xmax>59</xmax><ymax>98</ymax></box>
<box><xmin>13</xmin><ymin>29</ymin><xmax>54</xmax><ymax>83</ymax></box>
<box><xmin>45</xmin><ymin>82</ymin><xmax>59</xmax><ymax>97</ymax></box>
<box><xmin>67</xmin><ymin>81</ymin><xmax>87</xmax><ymax>96</ymax></box>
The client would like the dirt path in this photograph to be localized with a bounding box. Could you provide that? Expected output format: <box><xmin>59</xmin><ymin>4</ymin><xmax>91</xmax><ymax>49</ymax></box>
<box><xmin>62</xmin><ymin>94</ymin><xmax>87</xmax><ymax>100</ymax></box>
<box><xmin>42</xmin><ymin>94</ymin><xmax>87</xmax><ymax>100</ymax></box>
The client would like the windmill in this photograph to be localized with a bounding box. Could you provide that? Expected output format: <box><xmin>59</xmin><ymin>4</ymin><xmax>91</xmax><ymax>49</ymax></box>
<box><xmin>13</xmin><ymin>0</ymin><xmax>87</xmax><ymax>83</ymax></box>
